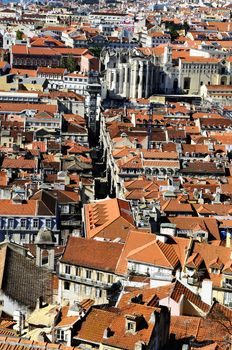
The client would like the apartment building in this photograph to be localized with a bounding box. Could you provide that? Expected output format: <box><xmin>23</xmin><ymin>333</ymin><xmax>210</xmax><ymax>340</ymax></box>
<box><xmin>58</xmin><ymin>236</ymin><xmax>124</xmax><ymax>305</ymax></box>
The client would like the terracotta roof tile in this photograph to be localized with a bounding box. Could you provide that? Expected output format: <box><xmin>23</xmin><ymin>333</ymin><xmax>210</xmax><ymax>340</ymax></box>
<box><xmin>170</xmin><ymin>280</ymin><xmax>210</xmax><ymax>313</ymax></box>
<box><xmin>2</xmin><ymin>157</ymin><xmax>36</xmax><ymax>169</ymax></box>
<box><xmin>84</xmin><ymin>198</ymin><xmax>135</xmax><ymax>241</ymax></box>
<box><xmin>74</xmin><ymin>308</ymin><xmax>115</xmax><ymax>344</ymax></box>
<box><xmin>60</xmin><ymin>236</ymin><xmax>123</xmax><ymax>273</ymax></box>
<box><xmin>126</xmin><ymin>237</ymin><xmax>180</xmax><ymax>269</ymax></box>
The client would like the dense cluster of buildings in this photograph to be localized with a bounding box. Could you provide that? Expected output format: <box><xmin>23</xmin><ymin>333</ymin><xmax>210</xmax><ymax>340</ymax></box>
<box><xmin>0</xmin><ymin>0</ymin><xmax>230</xmax><ymax>349</ymax></box>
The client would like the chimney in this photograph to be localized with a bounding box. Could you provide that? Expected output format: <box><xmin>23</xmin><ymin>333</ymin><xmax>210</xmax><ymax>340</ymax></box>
<box><xmin>134</xmin><ymin>341</ymin><xmax>144</xmax><ymax>350</ymax></box>
<box><xmin>226</xmin><ymin>230</ymin><xmax>231</xmax><ymax>248</ymax></box>
<box><xmin>103</xmin><ymin>327</ymin><xmax>111</xmax><ymax>339</ymax></box>
<box><xmin>36</xmin><ymin>296</ymin><xmax>43</xmax><ymax>309</ymax></box>
<box><xmin>156</xmin><ymin>234</ymin><xmax>168</xmax><ymax>243</ymax></box>
<box><xmin>201</xmin><ymin>280</ymin><xmax>212</xmax><ymax>305</ymax></box>
<box><xmin>13</xmin><ymin>310</ymin><xmax>25</xmax><ymax>335</ymax></box>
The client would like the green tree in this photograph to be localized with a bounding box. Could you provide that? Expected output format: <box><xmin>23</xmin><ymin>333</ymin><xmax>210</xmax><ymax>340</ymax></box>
<box><xmin>169</xmin><ymin>28</ymin><xmax>179</xmax><ymax>41</ymax></box>
<box><xmin>16</xmin><ymin>30</ymin><xmax>23</xmax><ymax>40</ymax></box>
<box><xmin>61</xmin><ymin>55</ymin><xmax>76</xmax><ymax>73</ymax></box>
<box><xmin>89</xmin><ymin>47</ymin><xmax>102</xmax><ymax>58</ymax></box>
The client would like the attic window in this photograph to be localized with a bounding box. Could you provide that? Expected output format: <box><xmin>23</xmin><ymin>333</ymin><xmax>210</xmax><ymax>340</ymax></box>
<box><xmin>127</xmin><ymin>321</ymin><xmax>136</xmax><ymax>332</ymax></box>
<box><xmin>211</xmin><ymin>268</ymin><xmax>219</xmax><ymax>274</ymax></box>
<box><xmin>57</xmin><ymin>329</ymin><xmax>65</xmax><ymax>341</ymax></box>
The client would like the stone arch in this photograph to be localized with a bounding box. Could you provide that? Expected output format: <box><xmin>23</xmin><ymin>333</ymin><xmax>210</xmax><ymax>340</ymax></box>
<box><xmin>221</xmin><ymin>76</ymin><xmax>227</xmax><ymax>85</ymax></box>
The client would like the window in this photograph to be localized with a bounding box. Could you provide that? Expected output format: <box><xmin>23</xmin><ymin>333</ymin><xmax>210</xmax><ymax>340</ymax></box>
<box><xmin>107</xmin><ymin>274</ymin><xmax>113</xmax><ymax>284</ymax></box>
<box><xmin>20</xmin><ymin>233</ymin><xmax>26</xmax><ymax>240</ymax></box>
<box><xmin>64</xmin><ymin>281</ymin><xmax>70</xmax><ymax>290</ymax></box>
<box><xmin>86</xmin><ymin>270</ymin><xmax>92</xmax><ymax>279</ymax></box>
<box><xmin>184</xmin><ymin>77</ymin><xmax>191</xmax><ymax>90</ymax></box>
<box><xmin>33</xmin><ymin>219</ymin><xmax>39</xmax><ymax>228</ymax></box>
<box><xmin>127</xmin><ymin>321</ymin><xmax>136</xmax><ymax>332</ymax></box>
<box><xmin>95</xmin><ymin>288</ymin><xmax>102</xmax><ymax>298</ymax></box>
<box><xmin>0</xmin><ymin>300</ymin><xmax>4</xmax><ymax>306</ymax></box>
<box><xmin>76</xmin><ymin>267</ymin><xmax>81</xmax><ymax>276</ymax></box>
<box><xmin>21</xmin><ymin>219</ymin><xmax>26</xmax><ymax>228</ymax></box>
<box><xmin>8</xmin><ymin>219</ymin><xmax>14</xmax><ymax>229</ymax></box>
<box><xmin>211</xmin><ymin>268</ymin><xmax>219</xmax><ymax>274</ymax></box>
<box><xmin>61</xmin><ymin>205</ymin><xmax>69</xmax><ymax>214</ymax></box>
<box><xmin>65</xmin><ymin>265</ymin><xmax>71</xmax><ymax>274</ymax></box>
<box><xmin>46</xmin><ymin>219</ymin><xmax>51</xmax><ymax>228</ymax></box>
<box><xmin>224</xmin><ymin>292</ymin><xmax>232</xmax><ymax>306</ymax></box>
<box><xmin>85</xmin><ymin>286</ymin><xmax>92</xmax><ymax>296</ymax></box>
<box><xmin>97</xmin><ymin>272</ymin><xmax>103</xmax><ymax>281</ymax></box>
<box><xmin>57</xmin><ymin>329</ymin><xmax>65</xmax><ymax>341</ymax></box>
<box><xmin>225</xmin><ymin>278</ymin><xmax>232</xmax><ymax>287</ymax></box>
<box><xmin>74</xmin><ymin>284</ymin><xmax>80</xmax><ymax>293</ymax></box>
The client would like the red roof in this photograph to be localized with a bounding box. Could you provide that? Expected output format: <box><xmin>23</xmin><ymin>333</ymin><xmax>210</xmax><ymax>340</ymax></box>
<box><xmin>60</xmin><ymin>236</ymin><xmax>124</xmax><ymax>273</ymax></box>
<box><xmin>12</xmin><ymin>45</ymin><xmax>89</xmax><ymax>57</ymax></box>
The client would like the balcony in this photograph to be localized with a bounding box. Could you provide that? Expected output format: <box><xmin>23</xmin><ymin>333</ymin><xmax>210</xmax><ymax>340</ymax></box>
<box><xmin>2</xmin><ymin>226</ymin><xmax>39</xmax><ymax>231</ymax></box>
<box><xmin>128</xmin><ymin>270</ymin><xmax>173</xmax><ymax>282</ymax></box>
<box><xmin>58</xmin><ymin>273</ymin><xmax>111</xmax><ymax>289</ymax></box>
<box><xmin>152</xmin><ymin>273</ymin><xmax>174</xmax><ymax>282</ymax></box>
<box><xmin>61</xmin><ymin>220</ymin><xmax>81</xmax><ymax>226</ymax></box>
<box><xmin>86</xmin><ymin>85</ymin><xmax>101</xmax><ymax>93</ymax></box>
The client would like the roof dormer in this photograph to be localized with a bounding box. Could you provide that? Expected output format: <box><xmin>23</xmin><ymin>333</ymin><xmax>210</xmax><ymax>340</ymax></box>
<box><xmin>125</xmin><ymin>314</ymin><xmax>143</xmax><ymax>334</ymax></box>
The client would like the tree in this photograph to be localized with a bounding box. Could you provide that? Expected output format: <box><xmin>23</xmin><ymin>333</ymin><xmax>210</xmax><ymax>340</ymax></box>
<box><xmin>61</xmin><ymin>55</ymin><xmax>76</xmax><ymax>73</ymax></box>
<box><xmin>89</xmin><ymin>47</ymin><xmax>102</xmax><ymax>59</ymax></box>
<box><xmin>206</xmin><ymin>300</ymin><xmax>232</xmax><ymax>347</ymax></box>
<box><xmin>16</xmin><ymin>30</ymin><xmax>23</xmax><ymax>41</ymax></box>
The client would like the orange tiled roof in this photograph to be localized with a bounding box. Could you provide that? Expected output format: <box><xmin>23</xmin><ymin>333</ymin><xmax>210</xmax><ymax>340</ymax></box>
<box><xmin>143</xmin><ymin>160</ymin><xmax>180</xmax><ymax>168</ymax></box>
<box><xmin>2</xmin><ymin>157</ymin><xmax>36</xmax><ymax>169</ymax></box>
<box><xmin>0</xmin><ymin>102</ymin><xmax>57</xmax><ymax>114</ymax></box>
<box><xmin>142</xmin><ymin>150</ymin><xmax>178</xmax><ymax>160</ymax></box>
<box><xmin>102</xmin><ymin>303</ymin><xmax>161</xmax><ymax>350</ymax></box>
<box><xmin>167</xmin><ymin>217</ymin><xmax>220</xmax><ymax>241</ymax></box>
<box><xmin>0</xmin><ymin>199</ymin><xmax>36</xmax><ymax>216</ymax></box>
<box><xmin>186</xmin><ymin>252</ymin><xmax>203</xmax><ymax>269</ymax></box>
<box><xmin>169</xmin><ymin>280</ymin><xmax>210</xmax><ymax>313</ymax></box>
<box><xmin>84</xmin><ymin>198</ymin><xmax>135</xmax><ymax>241</ymax></box>
<box><xmin>0</xmin><ymin>336</ymin><xmax>77</xmax><ymax>350</ymax></box>
<box><xmin>60</xmin><ymin>236</ymin><xmax>123</xmax><ymax>273</ymax></box>
<box><xmin>182</xmin><ymin>56</ymin><xmax>220</xmax><ymax>63</ymax></box>
<box><xmin>127</xmin><ymin>238</ymin><xmax>180</xmax><ymax>269</ymax></box>
<box><xmin>171</xmin><ymin>315</ymin><xmax>231</xmax><ymax>347</ymax></box>
<box><xmin>73</xmin><ymin>307</ymin><xmax>115</xmax><ymax>344</ymax></box>
<box><xmin>12</xmin><ymin>45</ymin><xmax>89</xmax><ymax>57</ymax></box>
<box><xmin>37</xmin><ymin>67</ymin><xmax>66</xmax><ymax>75</ymax></box>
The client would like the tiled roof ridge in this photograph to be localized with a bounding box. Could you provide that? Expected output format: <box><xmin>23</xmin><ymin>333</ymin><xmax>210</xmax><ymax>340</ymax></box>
<box><xmin>86</xmin><ymin>198</ymin><xmax>133</xmax><ymax>237</ymax></box>
<box><xmin>208</xmin><ymin>257</ymin><xmax>223</xmax><ymax>269</ymax></box>
<box><xmin>162</xmin><ymin>199</ymin><xmax>172</xmax><ymax>211</ymax></box>
<box><xmin>126</xmin><ymin>240</ymin><xmax>155</xmax><ymax>259</ymax></box>
<box><xmin>156</xmin><ymin>239</ymin><xmax>179</xmax><ymax>268</ymax></box>
<box><xmin>186</xmin><ymin>252</ymin><xmax>203</xmax><ymax>268</ymax></box>
<box><xmin>37</xmin><ymin>197</ymin><xmax>56</xmax><ymax>217</ymax></box>
<box><xmin>171</xmin><ymin>280</ymin><xmax>210</xmax><ymax>312</ymax></box>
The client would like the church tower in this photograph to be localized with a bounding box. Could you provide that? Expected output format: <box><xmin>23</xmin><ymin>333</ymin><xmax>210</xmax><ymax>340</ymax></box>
<box><xmin>35</xmin><ymin>228</ymin><xmax>56</xmax><ymax>271</ymax></box>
